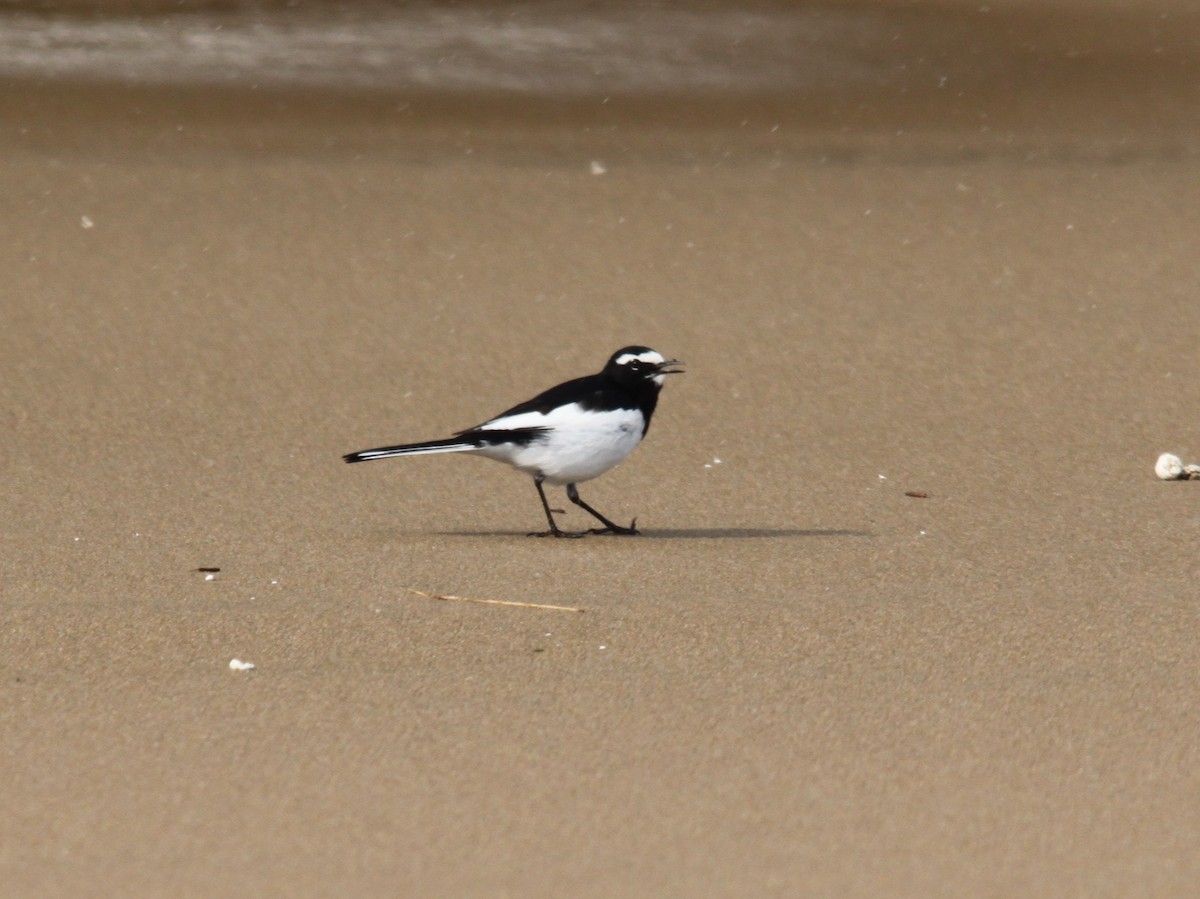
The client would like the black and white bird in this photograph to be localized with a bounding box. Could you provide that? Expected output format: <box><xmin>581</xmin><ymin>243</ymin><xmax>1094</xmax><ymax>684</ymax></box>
<box><xmin>343</xmin><ymin>346</ymin><xmax>684</xmax><ymax>537</ymax></box>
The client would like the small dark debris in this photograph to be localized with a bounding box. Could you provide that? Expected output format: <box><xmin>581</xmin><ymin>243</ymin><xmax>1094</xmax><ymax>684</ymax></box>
<box><xmin>195</xmin><ymin>567</ymin><xmax>221</xmax><ymax>573</ymax></box>
<box><xmin>904</xmin><ymin>491</ymin><xmax>928</xmax><ymax>499</ymax></box>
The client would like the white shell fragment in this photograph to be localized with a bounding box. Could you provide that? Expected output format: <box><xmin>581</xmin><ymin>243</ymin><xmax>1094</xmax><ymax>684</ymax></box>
<box><xmin>228</xmin><ymin>658</ymin><xmax>256</xmax><ymax>671</ymax></box>
<box><xmin>590</xmin><ymin>160</ymin><xmax>607</xmax><ymax>175</ymax></box>
<box><xmin>1154</xmin><ymin>453</ymin><xmax>1200</xmax><ymax>480</ymax></box>
<box><xmin>1155</xmin><ymin>453</ymin><xmax>1185</xmax><ymax>480</ymax></box>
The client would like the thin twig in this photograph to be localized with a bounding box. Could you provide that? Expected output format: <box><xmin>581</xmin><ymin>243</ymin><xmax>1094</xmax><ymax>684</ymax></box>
<box><xmin>402</xmin><ymin>587</ymin><xmax>584</xmax><ymax>613</ymax></box>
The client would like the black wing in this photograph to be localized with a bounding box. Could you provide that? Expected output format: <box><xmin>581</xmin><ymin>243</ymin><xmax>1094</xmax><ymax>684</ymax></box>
<box><xmin>458</xmin><ymin>373</ymin><xmax>616</xmax><ymax>433</ymax></box>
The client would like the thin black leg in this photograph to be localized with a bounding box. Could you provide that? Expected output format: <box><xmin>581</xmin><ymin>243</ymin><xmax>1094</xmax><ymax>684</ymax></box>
<box><xmin>567</xmin><ymin>484</ymin><xmax>640</xmax><ymax>536</ymax></box>
<box><xmin>528</xmin><ymin>476</ymin><xmax>584</xmax><ymax>538</ymax></box>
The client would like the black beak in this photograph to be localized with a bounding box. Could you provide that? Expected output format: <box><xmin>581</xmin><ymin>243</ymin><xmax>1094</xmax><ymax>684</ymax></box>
<box><xmin>656</xmin><ymin>359</ymin><xmax>685</xmax><ymax>375</ymax></box>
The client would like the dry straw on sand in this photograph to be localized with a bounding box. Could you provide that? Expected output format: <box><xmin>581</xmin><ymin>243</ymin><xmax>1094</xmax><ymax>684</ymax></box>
<box><xmin>402</xmin><ymin>587</ymin><xmax>585</xmax><ymax>614</ymax></box>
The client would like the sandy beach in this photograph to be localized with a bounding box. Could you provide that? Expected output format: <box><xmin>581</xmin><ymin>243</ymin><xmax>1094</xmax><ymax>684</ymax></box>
<box><xmin>4</xmin><ymin>1</ymin><xmax>1200</xmax><ymax>895</ymax></box>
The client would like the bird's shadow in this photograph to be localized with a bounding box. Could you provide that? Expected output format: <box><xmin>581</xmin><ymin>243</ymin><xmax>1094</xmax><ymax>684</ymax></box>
<box><xmin>436</xmin><ymin>528</ymin><xmax>871</xmax><ymax>540</ymax></box>
<box><xmin>642</xmin><ymin>528</ymin><xmax>870</xmax><ymax>539</ymax></box>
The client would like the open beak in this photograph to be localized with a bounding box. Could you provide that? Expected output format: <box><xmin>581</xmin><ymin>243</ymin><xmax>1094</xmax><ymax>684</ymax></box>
<box><xmin>656</xmin><ymin>359</ymin><xmax>685</xmax><ymax>375</ymax></box>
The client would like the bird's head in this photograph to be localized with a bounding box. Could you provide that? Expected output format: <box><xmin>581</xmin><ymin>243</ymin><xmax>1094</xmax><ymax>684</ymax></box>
<box><xmin>605</xmin><ymin>346</ymin><xmax>685</xmax><ymax>388</ymax></box>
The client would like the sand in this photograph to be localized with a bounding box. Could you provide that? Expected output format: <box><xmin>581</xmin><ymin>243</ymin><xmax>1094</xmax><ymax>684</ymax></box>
<box><xmin>3</xmin><ymin>2</ymin><xmax>1200</xmax><ymax>895</ymax></box>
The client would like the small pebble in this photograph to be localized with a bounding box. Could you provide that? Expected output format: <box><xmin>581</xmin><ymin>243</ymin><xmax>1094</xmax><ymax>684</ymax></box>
<box><xmin>1155</xmin><ymin>453</ymin><xmax>1185</xmax><ymax>480</ymax></box>
<box><xmin>228</xmin><ymin>659</ymin><xmax>256</xmax><ymax>672</ymax></box>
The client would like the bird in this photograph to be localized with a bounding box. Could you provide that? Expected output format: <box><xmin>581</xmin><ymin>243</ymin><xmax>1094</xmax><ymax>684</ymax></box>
<box><xmin>343</xmin><ymin>346</ymin><xmax>683</xmax><ymax>537</ymax></box>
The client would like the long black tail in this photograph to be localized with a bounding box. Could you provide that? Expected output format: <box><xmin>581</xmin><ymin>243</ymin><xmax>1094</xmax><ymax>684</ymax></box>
<box><xmin>343</xmin><ymin>437</ymin><xmax>478</xmax><ymax>464</ymax></box>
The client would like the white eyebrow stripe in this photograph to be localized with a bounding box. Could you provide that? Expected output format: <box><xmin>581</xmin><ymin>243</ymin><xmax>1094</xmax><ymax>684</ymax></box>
<box><xmin>615</xmin><ymin>350</ymin><xmax>665</xmax><ymax>366</ymax></box>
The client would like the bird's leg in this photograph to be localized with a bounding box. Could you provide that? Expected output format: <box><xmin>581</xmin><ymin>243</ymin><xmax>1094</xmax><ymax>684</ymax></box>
<box><xmin>528</xmin><ymin>475</ymin><xmax>585</xmax><ymax>538</ymax></box>
<box><xmin>566</xmin><ymin>484</ymin><xmax>640</xmax><ymax>536</ymax></box>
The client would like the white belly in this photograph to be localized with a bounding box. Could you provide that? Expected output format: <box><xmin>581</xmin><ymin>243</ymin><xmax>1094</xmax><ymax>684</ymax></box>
<box><xmin>475</xmin><ymin>404</ymin><xmax>646</xmax><ymax>485</ymax></box>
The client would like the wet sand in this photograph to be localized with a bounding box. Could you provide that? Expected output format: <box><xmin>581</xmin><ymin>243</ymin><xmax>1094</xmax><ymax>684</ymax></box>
<box><xmin>4</xmin><ymin>2</ymin><xmax>1200</xmax><ymax>895</ymax></box>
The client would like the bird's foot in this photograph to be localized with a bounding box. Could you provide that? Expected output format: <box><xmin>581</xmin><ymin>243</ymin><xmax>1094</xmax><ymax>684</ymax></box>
<box><xmin>587</xmin><ymin>518</ymin><xmax>640</xmax><ymax>536</ymax></box>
